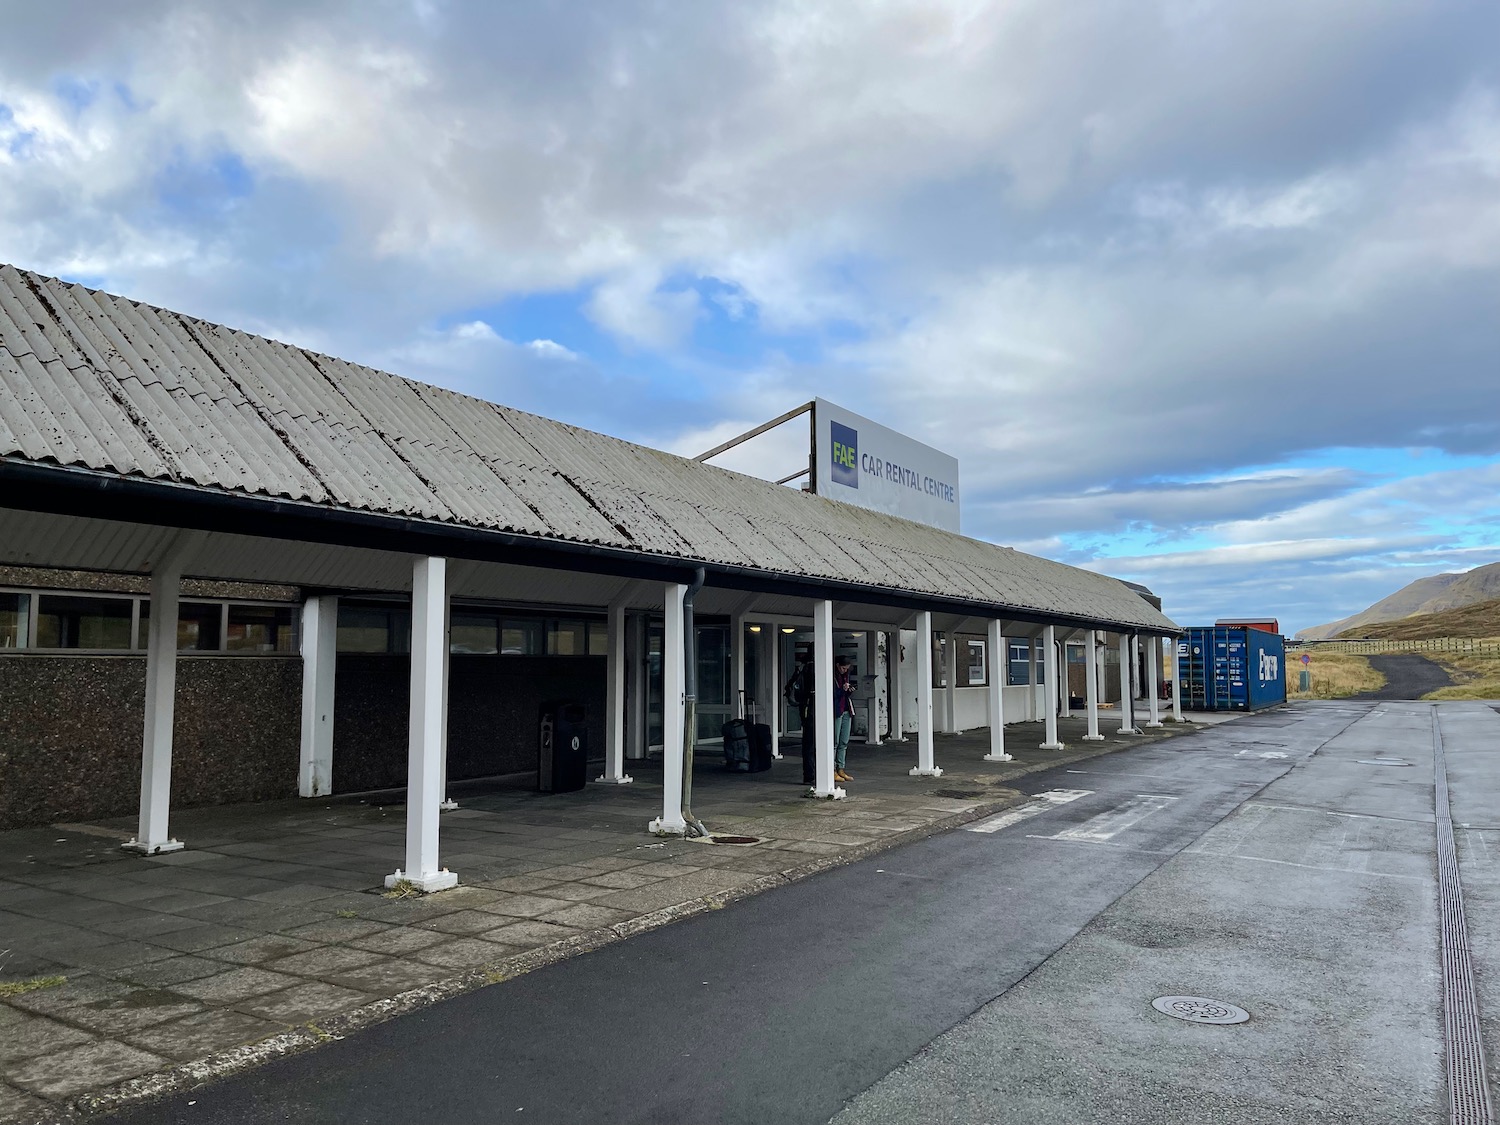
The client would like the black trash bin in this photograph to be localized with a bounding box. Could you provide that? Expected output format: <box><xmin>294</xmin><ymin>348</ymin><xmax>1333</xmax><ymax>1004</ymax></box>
<box><xmin>538</xmin><ymin>701</ymin><xmax>588</xmax><ymax>793</ymax></box>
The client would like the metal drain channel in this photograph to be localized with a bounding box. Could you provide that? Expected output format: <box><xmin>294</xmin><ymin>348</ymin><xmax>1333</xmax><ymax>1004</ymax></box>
<box><xmin>1432</xmin><ymin>706</ymin><xmax>1494</xmax><ymax>1125</ymax></box>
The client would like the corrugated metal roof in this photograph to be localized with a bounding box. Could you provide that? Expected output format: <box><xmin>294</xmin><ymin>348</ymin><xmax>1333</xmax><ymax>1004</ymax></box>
<box><xmin>0</xmin><ymin>264</ymin><xmax>1177</xmax><ymax>632</ymax></box>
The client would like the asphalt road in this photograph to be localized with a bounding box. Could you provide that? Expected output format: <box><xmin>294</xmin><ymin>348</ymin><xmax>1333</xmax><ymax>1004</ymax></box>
<box><xmin>1361</xmin><ymin>653</ymin><xmax>1454</xmax><ymax>699</ymax></box>
<box><xmin>102</xmin><ymin>702</ymin><xmax>1489</xmax><ymax>1125</ymax></box>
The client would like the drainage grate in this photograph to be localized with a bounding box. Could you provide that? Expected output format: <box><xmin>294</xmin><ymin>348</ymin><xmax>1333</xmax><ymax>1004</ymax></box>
<box><xmin>932</xmin><ymin>788</ymin><xmax>985</xmax><ymax>799</ymax></box>
<box><xmin>1432</xmin><ymin>708</ymin><xmax>1495</xmax><ymax>1125</ymax></box>
<box><xmin>1150</xmin><ymin>996</ymin><xmax>1250</xmax><ymax>1025</ymax></box>
<box><xmin>1358</xmin><ymin>758</ymin><xmax>1414</xmax><ymax>767</ymax></box>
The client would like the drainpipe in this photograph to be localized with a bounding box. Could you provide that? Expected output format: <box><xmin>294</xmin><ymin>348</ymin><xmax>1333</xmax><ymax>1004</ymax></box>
<box><xmin>680</xmin><ymin>567</ymin><xmax>710</xmax><ymax>838</ymax></box>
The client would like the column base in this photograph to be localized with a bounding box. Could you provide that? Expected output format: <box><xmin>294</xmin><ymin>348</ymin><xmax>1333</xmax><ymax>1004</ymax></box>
<box><xmin>982</xmin><ymin>753</ymin><xmax>1013</xmax><ymax>762</ymax></box>
<box><xmin>122</xmin><ymin>838</ymin><xmax>183</xmax><ymax>856</ymax></box>
<box><xmin>909</xmin><ymin>766</ymin><xmax>944</xmax><ymax>777</ymax></box>
<box><xmin>648</xmin><ymin>816</ymin><xmax>687</xmax><ymax>836</ymax></box>
<box><xmin>593</xmin><ymin>774</ymin><xmax>635</xmax><ymax>785</ymax></box>
<box><xmin>812</xmin><ymin>786</ymin><xmax>847</xmax><ymax>800</ymax></box>
<box><xmin>1040</xmin><ymin>742</ymin><xmax>1065</xmax><ymax>750</ymax></box>
<box><xmin>1117</xmin><ymin>727</ymin><xmax>1142</xmax><ymax>736</ymax></box>
<box><xmin>439</xmin><ymin>798</ymin><xmax>459</xmax><ymax>811</ymax></box>
<box><xmin>1082</xmin><ymin>734</ymin><xmax>1105</xmax><ymax>742</ymax></box>
<box><xmin>771</xmin><ymin>752</ymin><xmax>783</xmax><ymax>759</ymax></box>
<box><xmin>1146</xmin><ymin>721</ymin><xmax>1164</xmax><ymax>728</ymax></box>
<box><xmin>385</xmin><ymin>868</ymin><xmax>458</xmax><ymax>893</ymax></box>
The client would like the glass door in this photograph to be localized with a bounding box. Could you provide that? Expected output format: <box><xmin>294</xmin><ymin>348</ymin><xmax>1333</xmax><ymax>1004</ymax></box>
<box><xmin>695</xmin><ymin>624</ymin><xmax>731</xmax><ymax>744</ymax></box>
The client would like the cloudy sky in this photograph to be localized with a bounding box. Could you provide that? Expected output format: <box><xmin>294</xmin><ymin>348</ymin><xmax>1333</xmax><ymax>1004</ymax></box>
<box><xmin>2</xmin><ymin>0</ymin><xmax>1497</xmax><ymax>636</ymax></box>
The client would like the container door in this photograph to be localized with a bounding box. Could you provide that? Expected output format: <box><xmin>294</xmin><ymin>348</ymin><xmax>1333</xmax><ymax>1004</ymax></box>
<box><xmin>1225</xmin><ymin>628</ymin><xmax>1249</xmax><ymax>709</ymax></box>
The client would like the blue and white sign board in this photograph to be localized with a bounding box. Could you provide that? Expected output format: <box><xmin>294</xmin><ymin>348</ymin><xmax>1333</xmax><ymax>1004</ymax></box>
<box><xmin>813</xmin><ymin>398</ymin><xmax>961</xmax><ymax>533</ymax></box>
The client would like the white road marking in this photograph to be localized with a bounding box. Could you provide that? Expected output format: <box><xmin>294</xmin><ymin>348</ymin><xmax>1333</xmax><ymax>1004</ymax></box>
<box><xmin>965</xmin><ymin>789</ymin><xmax>1092</xmax><ymax>834</ymax></box>
<box><xmin>1037</xmin><ymin>794</ymin><xmax>1178</xmax><ymax>843</ymax></box>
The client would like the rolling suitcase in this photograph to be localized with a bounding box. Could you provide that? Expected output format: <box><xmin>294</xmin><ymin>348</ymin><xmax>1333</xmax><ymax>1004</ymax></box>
<box><xmin>742</xmin><ymin>696</ymin><xmax>773</xmax><ymax>772</ymax></box>
<box><xmin>722</xmin><ymin>718</ymin><xmax>751</xmax><ymax>772</ymax></box>
<box><xmin>748</xmin><ymin>722</ymin><xmax>773</xmax><ymax>772</ymax></box>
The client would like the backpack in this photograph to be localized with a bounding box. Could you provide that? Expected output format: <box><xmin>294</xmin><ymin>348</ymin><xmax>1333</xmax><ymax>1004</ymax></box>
<box><xmin>784</xmin><ymin>665</ymin><xmax>811</xmax><ymax>707</ymax></box>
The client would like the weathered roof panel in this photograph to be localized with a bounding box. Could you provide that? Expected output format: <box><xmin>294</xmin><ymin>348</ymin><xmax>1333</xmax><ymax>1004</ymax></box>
<box><xmin>0</xmin><ymin>264</ymin><xmax>1177</xmax><ymax>632</ymax></box>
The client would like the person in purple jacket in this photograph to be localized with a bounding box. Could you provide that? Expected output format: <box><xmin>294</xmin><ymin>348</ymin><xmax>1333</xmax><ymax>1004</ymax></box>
<box><xmin>833</xmin><ymin>654</ymin><xmax>856</xmax><ymax>783</ymax></box>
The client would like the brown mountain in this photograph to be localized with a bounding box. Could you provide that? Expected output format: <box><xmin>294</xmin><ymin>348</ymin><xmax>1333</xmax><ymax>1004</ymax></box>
<box><xmin>1344</xmin><ymin>596</ymin><xmax>1500</xmax><ymax>641</ymax></box>
<box><xmin>1298</xmin><ymin>561</ymin><xmax>1500</xmax><ymax>640</ymax></box>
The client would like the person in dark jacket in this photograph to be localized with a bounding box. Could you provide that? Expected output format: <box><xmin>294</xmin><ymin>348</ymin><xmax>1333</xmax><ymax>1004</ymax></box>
<box><xmin>784</xmin><ymin>648</ymin><xmax>816</xmax><ymax>786</ymax></box>
<box><xmin>833</xmin><ymin>655</ymin><xmax>855</xmax><ymax>782</ymax></box>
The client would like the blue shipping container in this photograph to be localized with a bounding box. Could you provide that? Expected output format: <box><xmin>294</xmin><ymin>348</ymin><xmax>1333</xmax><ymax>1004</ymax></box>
<box><xmin>1178</xmin><ymin>626</ymin><xmax>1286</xmax><ymax>711</ymax></box>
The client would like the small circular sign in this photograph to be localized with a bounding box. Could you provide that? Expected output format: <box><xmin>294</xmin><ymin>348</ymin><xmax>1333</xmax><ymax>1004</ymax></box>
<box><xmin>1301</xmin><ymin>654</ymin><xmax>1310</xmax><ymax>666</ymax></box>
<box><xmin>1151</xmin><ymin>996</ymin><xmax>1250</xmax><ymax>1024</ymax></box>
<box><xmin>570</xmin><ymin>736</ymin><xmax>581</xmax><ymax>751</ymax></box>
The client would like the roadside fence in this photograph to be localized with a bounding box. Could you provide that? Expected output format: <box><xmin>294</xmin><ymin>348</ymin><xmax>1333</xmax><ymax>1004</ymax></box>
<box><xmin>1288</xmin><ymin>637</ymin><xmax>1500</xmax><ymax>656</ymax></box>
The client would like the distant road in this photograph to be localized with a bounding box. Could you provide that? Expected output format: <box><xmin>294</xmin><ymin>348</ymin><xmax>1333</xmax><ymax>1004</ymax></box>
<box><xmin>1360</xmin><ymin>654</ymin><xmax>1455</xmax><ymax>699</ymax></box>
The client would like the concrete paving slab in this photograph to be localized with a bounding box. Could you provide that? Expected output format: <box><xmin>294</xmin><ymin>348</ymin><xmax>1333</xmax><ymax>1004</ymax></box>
<box><xmin>0</xmin><ymin>1012</ymin><xmax>95</xmax><ymax>1062</ymax></box>
<box><xmin>230</xmin><ymin>982</ymin><xmax>373</xmax><ymax>1024</ymax></box>
<box><xmin>412</xmin><ymin>939</ymin><xmax>524</xmax><ymax>971</ymax></box>
<box><xmin>173</xmin><ymin>968</ymin><xmax>305</xmax><ymax>1004</ymax></box>
<box><xmin>120</xmin><ymin>1009</ymin><xmax>284</xmax><ymax>1062</ymax></box>
<box><xmin>4</xmin><ymin>1041</ymin><xmax>169</xmax><ymax>1100</ymax></box>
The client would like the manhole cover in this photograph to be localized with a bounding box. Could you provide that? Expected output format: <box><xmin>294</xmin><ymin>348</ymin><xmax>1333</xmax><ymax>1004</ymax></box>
<box><xmin>1357</xmin><ymin>759</ymin><xmax>1413</xmax><ymax>767</ymax></box>
<box><xmin>1151</xmin><ymin>996</ymin><xmax>1250</xmax><ymax>1024</ymax></box>
<box><xmin>709</xmin><ymin>835</ymin><xmax>760</xmax><ymax>846</ymax></box>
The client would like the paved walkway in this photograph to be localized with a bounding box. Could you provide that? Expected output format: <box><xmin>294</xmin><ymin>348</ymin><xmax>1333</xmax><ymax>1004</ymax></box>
<box><xmin>0</xmin><ymin>716</ymin><xmax>1196</xmax><ymax>1123</ymax></box>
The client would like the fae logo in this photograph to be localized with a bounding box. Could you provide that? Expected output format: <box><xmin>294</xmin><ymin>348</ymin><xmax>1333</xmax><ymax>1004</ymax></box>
<box><xmin>1259</xmin><ymin>651</ymin><xmax>1279</xmax><ymax>683</ymax></box>
<box><xmin>830</xmin><ymin>420</ymin><xmax>858</xmax><ymax>488</ymax></box>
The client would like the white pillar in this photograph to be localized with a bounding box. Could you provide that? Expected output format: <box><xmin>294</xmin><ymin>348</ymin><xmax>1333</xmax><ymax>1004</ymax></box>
<box><xmin>626</xmin><ymin>613</ymin><xmax>647</xmax><ymax>760</ymax></box>
<box><xmin>1170</xmin><ymin>635</ymin><xmax>1184</xmax><ymax>722</ymax></box>
<box><xmin>124</xmin><ymin>553</ymin><xmax>192</xmax><ymax>855</ymax></box>
<box><xmin>910</xmin><ymin>611</ymin><xmax>942</xmax><ymax>776</ymax></box>
<box><xmin>889</xmin><ymin>630</ymin><xmax>905</xmax><ymax>741</ymax></box>
<box><xmin>732</xmin><ymin>608</ymin><xmax>748</xmax><ymax>720</ymax></box>
<box><xmin>597</xmin><ymin>599</ymin><xmax>632</xmax><ymax>783</ymax></box>
<box><xmin>1118</xmin><ymin>633</ymin><xmax>1138</xmax><ymax>734</ymax></box>
<box><xmin>769</xmin><ymin>622</ymin><xmax>782</xmax><ymax>758</ymax></box>
<box><xmin>1146</xmin><ymin>635</ymin><xmax>1163</xmax><ymax>727</ymax></box>
<box><xmin>298</xmin><ymin>595</ymin><xmax>338</xmax><ymax>797</ymax></box>
<box><xmin>1041</xmin><ymin>624</ymin><xmax>1064</xmax><ymax>750</ymax></box>
<box><xmin>649</xmin><ymin>584</ymin><xmax>688</xmax><ymax>834</ymax></box>
<box><xmin>943</xmin><ymin>629</ymin><xmax>960</xmax><ymax>734</ymax></box>
<box><xmin>1083</xmin><ymin>629</ymin><xmax>1104</xmax><ymax>741</ymax></box>
<box><xmin>438</xmin><ymin>596</ymin><xmax>457</xmax><ymax>811</ymax></box>
<box><xmin>983</xmin><ymin>619</ymin><xmax>1011</xmax><ymax>761</ymax></box>
<box><xmin>866</xmin><ymin>631</ymin><xmax>883</xmax><ymax>746</ymax></box>
<box><xmin>812</xmin><ymin>600</ymin><xmax>844</xmax><ymax>798</ymax></box>
<box><xmin>387</xmin><ymin>556</ymin><xmax>457</xmax><ymax>891</ymax></box>
<box><xmin>1029</xmin><ymin>637</ymin><xmax>1042</xmax><ymax>722</ymax></box>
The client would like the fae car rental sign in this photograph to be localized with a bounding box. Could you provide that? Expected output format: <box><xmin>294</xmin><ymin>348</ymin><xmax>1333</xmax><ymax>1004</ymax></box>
<box><xmin>813</xmin><ymin>398</ymin><xmax>961</xmax><ymax>533</ymax></box>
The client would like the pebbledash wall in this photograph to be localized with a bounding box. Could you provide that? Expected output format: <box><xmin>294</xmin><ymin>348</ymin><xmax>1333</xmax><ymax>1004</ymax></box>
<box><xmin>0</xmin><ymin>567</ymin><xmax>605</xmax><ymax>830</ymax></box>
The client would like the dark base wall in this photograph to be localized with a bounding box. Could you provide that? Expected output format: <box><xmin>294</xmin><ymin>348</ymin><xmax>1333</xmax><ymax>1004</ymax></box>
<box><xmin>0</xmin><ymin>653</ymin><xmax>609</xmax><ymax>828</ymax></box>
<box><xmin>0</xmin><ymin>657</ymin><xmax>301</xmax><ymax>829</ymax></box>
<box><xmin>332</xmin><ymin>655</ymin><xmax>606</xmax><ymax>793</ymax></box>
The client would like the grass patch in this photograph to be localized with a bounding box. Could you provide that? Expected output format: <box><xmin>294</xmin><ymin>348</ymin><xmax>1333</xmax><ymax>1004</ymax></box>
<box><xmin>334</xmin><ymin>909</ymin><xmax>359</xmax><ymax>919</ymax></box>
<box><xmin>383</xmin><ymin>879</ymin><xmax>420</xmax><ymax>900</ymax></box>
<box><xmin>1286</xmin><ymin>652</ymin><xmax>1385</xmax><ymax>699</ymax></box>
<box><xmin>0</xmin><ymin>975</ymin><xmax>66</xmax><ymax>998</ymax></box>
<box><xmin>1425</xmin><ymin>651</ymin><xmax>1500</xmax><ymax>700</ymax></box>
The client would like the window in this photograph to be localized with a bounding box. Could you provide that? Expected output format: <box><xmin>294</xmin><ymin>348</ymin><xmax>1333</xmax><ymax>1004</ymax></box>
<box><xmin>1</xmin><ymin>592</ymin><xmax>28</xmax><ymax>648</ymax></box>
<box><xmin>34</xmin><ymin>594</ymin><xmax>133</xmax><ymax>650</ymax></box>
<box><xmin>176</xmin><ymin>601</ymin><xmax>223</xmax><ymax>651</ymax></box>
<box><xmin>967</xmin><ymin>639</ymin><xmax>987</xmax><ymax>686</ymax></box>
<box><xmin>547</xmin><ymin>619</ymin><xmax>587</xmax><ymax>655</ymax></box>
<box><xmin>1008</xmin><ymin>641</ymin><xmax>1037</xmax><ymax>686</ymax></box>
<box><xmin>226</xmin><ymin>605</ymin><xmax>297</xmax><ymax>653</ymax></box>
<box><xmin>588</xmin><ymin>621</ymin><xmax>609</xmax><ymax>656</ymax></box>
<box><xmin>451</xmin><ymin>611</ymin><xmax>500</xmax><ymax>654</ymax></box>
<box><xmin>500</xmin><ymin>618</ymin><xmax>544</xmax><ymax>655</ymax></box>
<box><xmin>338</xmin><ymin>605</ymin><xmax>410</xmax><ymax>653</ymax></box>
